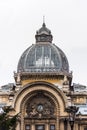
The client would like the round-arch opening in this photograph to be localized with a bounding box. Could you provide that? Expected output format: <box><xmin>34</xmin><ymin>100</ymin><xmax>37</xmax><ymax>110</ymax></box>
<box><xmin>13</xmin><ymin>81</ymin><xmax>67</xmax><ymax>115</ymax></box>
<box><xmin>20</xmin><ymin>90</ymin><xmax>59</xmax><ymax>119</ymax></box>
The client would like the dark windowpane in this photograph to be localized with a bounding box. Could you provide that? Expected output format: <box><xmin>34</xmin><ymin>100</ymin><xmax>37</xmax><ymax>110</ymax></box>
<box><xmin>36</xmin><ymin>125</ymin><xmax>44</xmax><ymax>130</ymax></box>
<box><xmin>50</xmin><ymin>125</ymin><xmax>55</xmax><ymax>130</ymax></box>
<box><xmin>25</xmin><ymin>125</ymin><xmax>30</xmax><ymax>130</ymax></box>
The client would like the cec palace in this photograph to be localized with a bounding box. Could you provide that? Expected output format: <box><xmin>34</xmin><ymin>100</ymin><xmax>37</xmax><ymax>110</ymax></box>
<box><xmin>0</xmin><ymin>22</ymin><xmax>87</xmax><ymax>130</ymax></box>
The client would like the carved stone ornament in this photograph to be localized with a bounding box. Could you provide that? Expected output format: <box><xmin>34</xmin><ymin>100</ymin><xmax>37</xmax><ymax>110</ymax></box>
<box><xmin>26</xmin><ymin>92</ymin><xmax>55</xmax><ymax>118</ymax></box>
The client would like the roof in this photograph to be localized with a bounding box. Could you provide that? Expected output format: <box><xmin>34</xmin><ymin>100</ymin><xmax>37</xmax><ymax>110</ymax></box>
<box><xmin>76</xmin><ymin>105</ymin><xmax>87</xmax><ymax>115</ymax></box>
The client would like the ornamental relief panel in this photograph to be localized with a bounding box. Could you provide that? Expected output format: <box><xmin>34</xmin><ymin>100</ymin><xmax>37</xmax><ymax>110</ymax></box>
<box><xmin>72</xmin><ymin>97</ymin><xmax>85</xmax><ymax>104</ymax></box>
<box><xmin>25</xmin><ymin>92</ymin><xmax>56</xmax><ymax>119</ymax></box>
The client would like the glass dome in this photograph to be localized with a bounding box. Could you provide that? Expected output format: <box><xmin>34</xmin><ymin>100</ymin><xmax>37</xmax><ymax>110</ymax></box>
<box><xmin>17</xmin><ymin>43</ymin><xmax>69</xmax><ymax>73</ymax></box>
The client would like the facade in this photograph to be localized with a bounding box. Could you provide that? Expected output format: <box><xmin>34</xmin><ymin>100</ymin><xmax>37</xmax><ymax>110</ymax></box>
<box><xmin>0</xmin><ymin>23</ymin><xmax>87</xmax><ymax>130</ymax></box>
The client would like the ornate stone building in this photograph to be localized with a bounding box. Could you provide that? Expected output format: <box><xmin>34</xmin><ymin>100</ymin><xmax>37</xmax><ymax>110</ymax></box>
<box><xmin>0</xmin><ymin>23</ymin><xmax>87</xmax><ymax>130</ymax></box>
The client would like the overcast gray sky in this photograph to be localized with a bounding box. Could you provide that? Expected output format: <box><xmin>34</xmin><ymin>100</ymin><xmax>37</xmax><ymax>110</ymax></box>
<box><xmin>0</xmin><ymin>0</ymin><xmax>87</xmax><ymax>86</ymax></box>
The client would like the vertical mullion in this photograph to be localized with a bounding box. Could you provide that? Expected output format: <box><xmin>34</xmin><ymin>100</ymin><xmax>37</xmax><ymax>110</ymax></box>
<box><xmin>50</xmin><ymin>47</ymin><xmax>51</xmax><ymax>67</ymax></box>
<box><xmin>42</xmin><ymin>46</ymin><xmax>44</xmax><ymax>67</ymax></box>
<box><xmin>35</xmin><ymin>47</ymin><xmax>36</xmax><ymax>66</ymax></box>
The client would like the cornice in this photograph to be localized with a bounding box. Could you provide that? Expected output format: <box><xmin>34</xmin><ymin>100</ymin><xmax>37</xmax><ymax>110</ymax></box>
<box><xmin>14</xmin><ymin>71</ymin><xmax>72</xmax><ymax>82</ymax></box>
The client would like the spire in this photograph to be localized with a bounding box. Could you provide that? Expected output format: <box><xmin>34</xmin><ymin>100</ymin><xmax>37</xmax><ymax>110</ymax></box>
<box><xmin>42</xmin><ymin>16</ymin><xmax>46</xmax><ymax>27</ymax></box>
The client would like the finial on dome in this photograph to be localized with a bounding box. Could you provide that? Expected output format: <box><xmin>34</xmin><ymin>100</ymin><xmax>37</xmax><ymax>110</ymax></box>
<box><xmin>42</xmin><ymin>15</ymin><xmax>46</xmax><ymax>27</ymax></box>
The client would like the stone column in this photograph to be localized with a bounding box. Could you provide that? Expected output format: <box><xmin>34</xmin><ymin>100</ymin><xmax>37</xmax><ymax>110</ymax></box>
<box><xmin>31</xmin><ymin>124</ymin><xmax>35</xmax><ymax>130</ymax></box>
<box><xmin>21</xmin><ymin>115</ymin><xmax>24</xmax><ymax>130</ymax></box>
<box><xmin>16</xmin><ymin>122</ymin><xmax>21</xmax><ymax>130</ymax></box>
<box><xmin>46</xmin><ymin>123</ymin><xmax>49</xmax><ymax>130</ymax></box>
<box><xmin>59</xmin><ymin>120</ymin><xmax>64</xmax><ymax>130</ymax></box>
<box><xmin>56</xmin><ymin>104</ymin><xmax>60</xmax><ymax>130</ymax></box>
<box><xmin>56</xmin><ymin>117</ymin><xmax>60</xmax><ymax>130</ymax></box>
